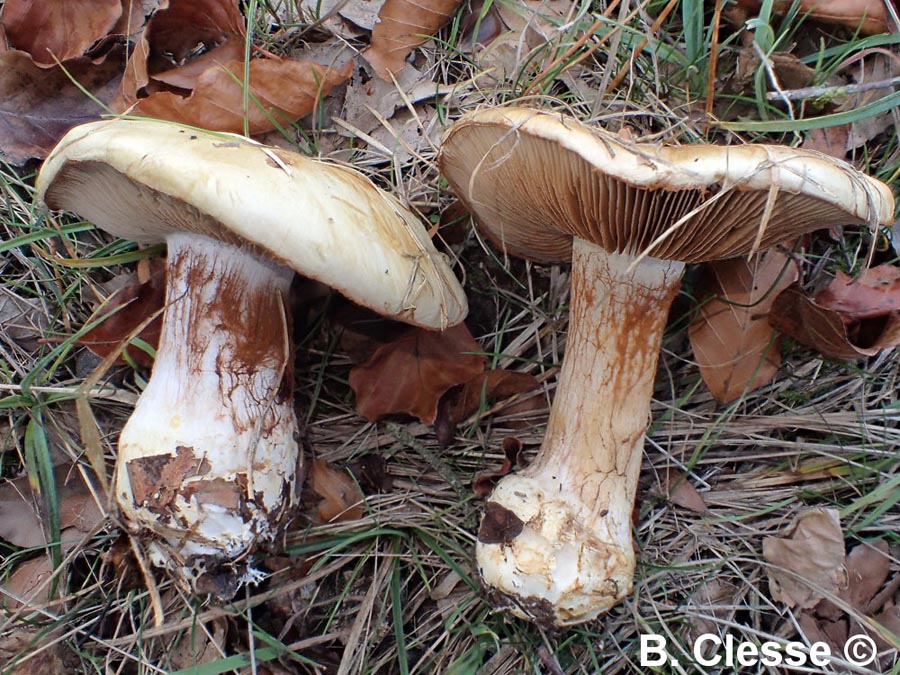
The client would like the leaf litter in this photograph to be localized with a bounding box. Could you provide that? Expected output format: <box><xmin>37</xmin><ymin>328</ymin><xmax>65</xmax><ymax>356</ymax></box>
<box><xmin>689</xmin><ymin>250</ymin><xmax>799</xmax><ymax>403</ymax></box>
<box><xmin>769</xmin><ymin>263</ymin><xmax>900</xmax><ymax>359</ymax></box>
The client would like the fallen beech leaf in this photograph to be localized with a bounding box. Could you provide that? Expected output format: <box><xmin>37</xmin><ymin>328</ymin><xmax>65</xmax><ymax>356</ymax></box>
<box><xmin>798</xmin><ymin>611</ymin><xmax>846</xmax><ymax>658</ymax></box>
<box><xmin>346</xmin><ymin>455</ymin><xmax>393</xmax><ymax>493</ymax></box>
<box><xmin>79</xmin><ymin>258</ymin><xmax>166</xmax><ymax>367</ymax></box>
<box><xmin>843</xmin><ymin>540</ymin><xmax>892</xmax><ymax>612</ymax></box>
<box><xmin>461</xmin><ymin>0</ymin><xmax>505</xmax><ymax>47</ymax></box>
<box><xmin>686</xmin><ymin>579</ymin><xmax>740</xmax><ymax>642</ymax></box>
<box><xmin>770</xmin><ymin>283</ymin><xmax>900</xmax><ymax>359</ymax></box>
<box><xmin>349</xmin><ymin>323</ymin><xmax>486</xmax><ymax>424</ymax></box>
<box><xmin>870</xmin><ymin>602</ymin><xmax>900</xmax><ymax>651</ymax></box>
<box><xmin>435</xmin><ymin>368</ymin><xmax>540</xmax><ymax>444</ymax></box>
<box><xmin>802</xmin><ymin>125</ymin><xmax>850</xmax><ymax>159</ymax></box>
<box><xmin>662</xmin><ymin>469</ymin><xmax>709</xmax><ymax>514</ymax></box>
<box><xmin>472</xmin><ymin>436</ymin><xmax>527</xmax><ymax>497</ymax></box>
<box><xmin>735</xmin><ymin>0</ymin><xmax>890</xmax><ymax>34</ymax></box>
<box><xmin>844</xmin><ymin>54</ymin><xmax>899</xmax><ymax>152</ymax></box>
<box><xmin>0</xmin><ymin>464</ymin><xmax>104</xmax><ymax>549</ymax></box>
<box><xmin>307</xmin><ymin>459</ymin><xmax>365</xmax><ymax>524</ymax></box>
<box><xmin>689</xmin><ymin>251</ymin><xmax>798</xmax><ymax>403</ymax></box>
<box><xmin>112</xmin><ymin>0</ymin><xmax>171</xmax><ymax>107</ymax></box>
<box><xmin>169</xmin><ymin>617</ymin><xmax>227</xmax><ymax>669</ymax></box>
<box><xmin>1</xmin><ymin>0</ymin><xmax>122</xmax><ymax>65</ymax></box>
<box><xmin>365</xmin><ymin>0</ymin><xmax>463</xmax><ymax>79</ymax></box>
<box><xmin>2</xmin><ymin>555</ymin><xmax>55</xmax><ymax>611</ymax></box>
<box><xmin>817</xmin><ymin>539</ymin><xmax>891</xmax><ymax>620</ymax></box>
<box><xmin>134</xmin><ymin>56</ymin><xmax>350</xmax><ymax>134</ymax></box>
<box><xmin>451</xmin><ymin>369</ymin><xmax>540</xmax><ymax>422</ymax></box>
<box><xmin>815</xmin><ymin>266</ymin><xmax>900</xmax><ymax>320</ymax></box>
<box><xmin>724</xmin><ymin>50</ymin><xmax>818</xmax><ymax>101</ymax></box>
<box><xmin>341</xmin><ymin>63</ymin><xmax>450</xmax><ymax>139</ymax></box>
<box><xmin>0</xmin><ymin>627</ymin><xmax>67</xmax><ymax>675</ymax></box>
<box><xmin>0</xmin><ymin>288</ymin><xmax>50</xmax><ymax>350</ymax></box>
<box><xmin>115</xmin><ymin>0</ymin><xmax>169</xmax><ymax>37</ymax></box>
<box><xmin>472</xmin><ymin>0</ymin><xmax>572</xmax><ymax>80</ymax></box>
<box><xmin>763</xmin><ymin>507</ymin><xmax>846</xmax><ymax>609</ymax></box>
<box><xmin>300</xmin><ymin>0</ymin><xmax>384</xmax><ymax>37</ymax></box>
<box><xmin>144</xmin><ymin>0</ymin><xmax>244</xmax><ymax>63</ymax></box>
<box><xmin>0</xmin><ymin>49</ymin><xmax>124</xmax><ymax>164</ymax></box>
<box><xmin>800</xmin><ymin>539</ymin><xmax>897</xmax><ymax>662</ymax></box>
<box><xmin>150</xmin><ymin>37</ymin><xmax>245</xmax><ymax>89</ymax></box>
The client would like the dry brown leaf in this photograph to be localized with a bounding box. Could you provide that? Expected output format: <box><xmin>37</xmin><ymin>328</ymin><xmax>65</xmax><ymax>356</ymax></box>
<box><xmin>723</xmin><ymin>50</ymin><xmax>820</xmax><ymax>102</ymax></box>
<box><xmin>349</xmin><ymin>323</ymin><xmax>486</xmax><ymax>424</ymax></box>
<box><xmin>150</xmin><ymin>37</ymin><xmax>245</xmax><ymax>89</ymax></box>
<box><xmin>365</xmin><ymin>0</ymin><xmax>463</xmax><ymax>79</ymax></box>
<box><xmin>144</xmin><ymin>0</ymin><xmax>244</xmax><ymax>63</ymax></box>
<box><xmin>0</xmin><ymin>49</ymin><xmax>125</xmax><ymax>164</ymax></box>
<box><xmin>844</xmin><ymin>54</ymin><xmax>899</xmax><ymax>151</ymax></box>
<box><xmin>134</xmin><ymin>56</ymin><xmax>350</xmax><ymax>134</ymax></box>
<box><xmin>0</xmin><ymin>464</ymin><xmax>104</xmax><ymax>549</ymax></box>
<box><xmin>434</xmin><ymin>368</ymin><xmax>540</xmax><ymax>445</ymax></box>
<box><xmin>770</xmin><ymin>283</ymin><xmax>900</xmax><ymax>360</ymax></box>
<box><xmin>79</xmin><ymin>258</ymin><xmax>166</xmax><ymax>368</ymax></box>
<box><xmin>798</xmin><ymin>611</ymin><xmax>846</xmax><ymax>657</ymax></box>
<box><xmin>367</xmin><ymin>105</ymin><xmax>441</xmax><ymax>164</ymax></box>
<box><xmin>0</xmin><ymin>289</ymin><xmax>50</xmax><ymax>350</ymax></box>
<box><xmin>0</xmin><ymin>627</ymin><xmax>67</xmax><ymax>675</ymax></box>
<box><xmin>685</xmin><ymin>578</ymin><xmax>740</xmax><ymax>650</ymax></box>
<box><xmin>169</xmin><ymin>617</ymin><xmax>228</xmax><ymax>669</ymax></box>
<box><xmin>300</xmin><ymin>0</ymin><xmax>384</xmax><ymax>37</ymax></box>
<box><xmin>472</xmin><ymin>436</ymin><xmax>527</xmax><ymax>497</ymax></box>
<box><xmin>735</xmin><ymin>0</ymin><xmax>891</xmax><ymax>34</ymax></box>
<box><xmin>815</xmin><ymin>266</ymin><xmax>900</xmax><ymax>320</ymax></box>
<box><xmin>801</xmin><ymin>125</ymin><xmax>850</xmax><ymax>158</ymax></box>
<box><xmin>763</xmin><ymin>507</ymin><xmax>846</xmax><ymax>609</ymax></box>
<box><xmin>800</xmin><ymin>539</ymin><xmax>899</xmax><ymax>664</ymax></box>
<box><xmin>452</xmin><ymin>369</ymin><xmax>539</xmax><ymax>420</ymax></box>
<box><xmin>112</xmin><ymin>0</ymin><xmax>171</xmax><ymax>107</ymax></box>
<box><xmin>817</xmin><ymin>539</ymin><xmax>891</xmax><ymax>620</ymax></box>
<box><xmin>346</xmin><ymin>455</ymin><xmax>393</xmax><ymax>493</ymax></box>
<box><xmin>1</xmin><ymin>555</ymin><xmax>55</xmax><ymax>610</ymax></box>
<box><xmin>662</xmin><ymin>468</ymin><xmax>709</xmax><ymax>514</ymax></box>
<box><xmin>870</xmin><ymin>602</ymin><xmax>900</xmax><ymax>651</ymax></box>
<box><xmin>307</xmin><ymin>459</ymin><xmax>365</xmax><ymax>524</ymax></box>
<box><xmin>472</xmin><ymin>0</ymin><xmax>571</xmax><ymax>81</ymax></box>
<box><xmin>341</xmin><ymin>64</ymin><xmax>449</xmax><ymax>139</ymax></box>
<box><xmin>1</xmin><ymin>0</ymin><xmax>123</xmax><ymax>65</ymax></box>
<box><xmin>689</xmin><ymin>251</ymin><xmax>798</xmax><ymax>404</ymax></box>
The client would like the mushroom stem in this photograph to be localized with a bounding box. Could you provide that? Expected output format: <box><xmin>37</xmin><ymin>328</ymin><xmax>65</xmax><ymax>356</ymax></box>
<box><xmin>114</xmin><ymin>232</ymin><xmax>299</xmax><ymax>592</ymax></box>
<box><xmin>476</xmin><ymin>237</ymin><xmax>684</xmax><ymax>625</ymax></box>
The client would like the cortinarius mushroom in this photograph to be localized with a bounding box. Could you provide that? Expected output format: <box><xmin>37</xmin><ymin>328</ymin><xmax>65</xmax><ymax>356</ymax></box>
<box><xmin>439</xmin><ymin>107</ymin><xmax>894</xmax><ymax>625</ymax></box>
<box><xmin>38</xmin><ymin>119</ymin><xmax>467</xmax><ymax>593</ymax></box>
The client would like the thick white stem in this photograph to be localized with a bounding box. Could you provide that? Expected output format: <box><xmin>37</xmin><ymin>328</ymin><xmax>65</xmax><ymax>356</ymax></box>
<box><xmin>476</xmin><ymin>239</ymin><xmax>684</xmax><ymax>625</ymax></box>
<box><xmin>115</xmin><ymin>233</ymin><xmax>299</xmax><ymax>593</ymax></box>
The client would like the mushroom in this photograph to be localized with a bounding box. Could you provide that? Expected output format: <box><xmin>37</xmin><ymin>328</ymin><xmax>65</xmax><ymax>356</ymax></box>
<box><xmin>37</xmin><ymin>119</ymin><xmax>468</xmax><ymax>594</ymax></box>
<box><xmin>438</xmin><ymin>107</ymin><xmax>894</xmax><ymax>625</ymax></box>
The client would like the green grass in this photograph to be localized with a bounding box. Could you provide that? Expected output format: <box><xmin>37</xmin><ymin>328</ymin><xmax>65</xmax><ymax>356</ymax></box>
<box><xmin>1</xmin><ymin>0</ymin><xmax>900</xmax><ymax>673</ymax></box>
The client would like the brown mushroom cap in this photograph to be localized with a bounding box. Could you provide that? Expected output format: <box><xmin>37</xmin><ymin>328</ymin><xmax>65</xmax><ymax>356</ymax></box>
<box><xmin>439</xmin><ymin>107</ymin><xmax>895</xmax><ymax>264</ymax></box>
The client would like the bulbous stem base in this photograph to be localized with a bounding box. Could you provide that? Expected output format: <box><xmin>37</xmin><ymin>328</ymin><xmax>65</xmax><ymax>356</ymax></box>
<box><xmin>114</xmin><ymin>233</ymin><xmax>299</xmax><ymax>595</ymax></box>
<box><xmin>476</xmin><ymin>240</ymin><xmax>684</xmax><ymax>625</ymax></box>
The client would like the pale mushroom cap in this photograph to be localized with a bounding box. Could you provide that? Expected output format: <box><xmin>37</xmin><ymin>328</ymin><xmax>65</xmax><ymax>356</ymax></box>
<box><xmin>38</xmin><ymin>119</ymin><xmax>467</xmax><ymax>330</ymax></box>
<box><xmin>439</xmin><ymin>107</ymin><xmax>895</xmax><ymax>263</ymax></box>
